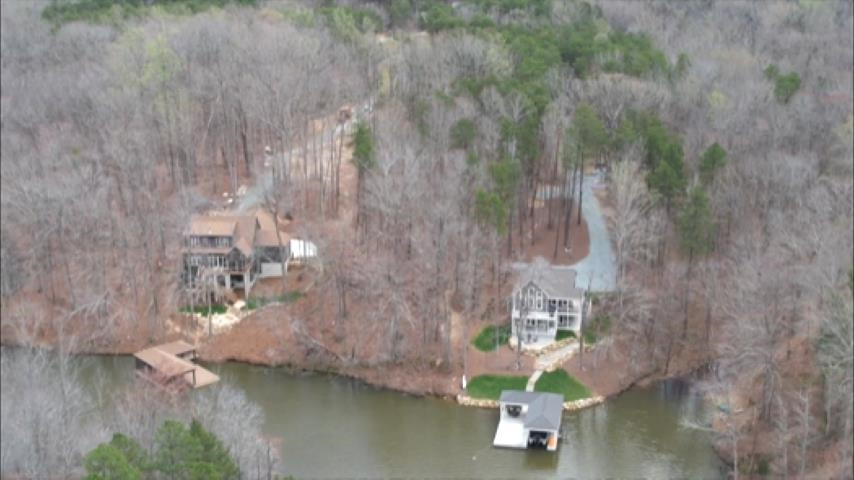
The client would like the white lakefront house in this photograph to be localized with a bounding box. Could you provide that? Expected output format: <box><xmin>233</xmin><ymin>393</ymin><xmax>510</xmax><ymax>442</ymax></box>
<box><xmin>510</xmin><ymin>261</ymin><xmax>588</xmax><ymax>349</ymax></box>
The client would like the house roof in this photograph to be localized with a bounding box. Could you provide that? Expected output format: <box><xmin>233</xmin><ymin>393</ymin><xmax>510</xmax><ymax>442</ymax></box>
<box><xmin>189</xmin><ymin>217</ymin><xmax>237</xmax><ymax>237</ymax></box>
<box><xmin>185</xmin><ymin>209</ymin><xmax>288</xmax><ymax>256</ymax></box>
<box><xmin>499</xmin><ymin>390</ymin><xmax>564</xmax><ymax>431</ymax></box>
<box><xmin>516</xmin><ymin>259</ymin><xmax>583</xmax><ymax>299</ymax></box>
<box><xmin>253</xmin><ymin>209</ymin><xmax>290</xmax><ymax>247</ymax></box>
<box><xmin>232</xmin><ymin>215</ymin><xmax>257</xmax><ymax>256</ymax></box>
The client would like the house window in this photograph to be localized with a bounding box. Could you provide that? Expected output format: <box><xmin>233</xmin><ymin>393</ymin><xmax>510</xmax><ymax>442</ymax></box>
<box><xmin>210</xmin><ymin>255</ymin><xmax>225</xmax><ymax>268</ymax></box>
<box><xmin>189</xmin><ymin>236</ymin><xmax>200</xmax><ymax>247</ymax></box>
<box><xmin>188</xmin><ymin>255</ymin><xmax>202</xmax><ymax>267</ymax></box>
<box><xmin>549</xmin><ymin>321</ymin><xmax>555</xmax><ymax>329</ymax></box>
<box><xmin>536</xmin><ymin>291</ymin><xmax>543</xmax><ymax>310</ymax></box>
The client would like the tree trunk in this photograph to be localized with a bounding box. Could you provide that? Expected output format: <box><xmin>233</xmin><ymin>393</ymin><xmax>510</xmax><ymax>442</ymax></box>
<box><xmin>682</xmin><ymin>250</ymin><xmax>693</xmax><ymax>340</ymax></box>
<box><xmin>577</xmin><ymin>154</ymin><xmax>584</xmax><ymax>225</ymax></box>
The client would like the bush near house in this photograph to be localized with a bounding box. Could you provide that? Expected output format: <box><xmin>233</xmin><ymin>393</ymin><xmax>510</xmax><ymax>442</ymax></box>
<box><xmin>467</xmin><ymin>374</ymin><xmax>529</xmax><ymax>399</ymax></box>
<box><xmin>471</xmin><ymin>324</ymin><xmax>511</xmax><ymax>351</ymax></box>
<box><xmin>555</xmin><ymin>330</ymin><xmax>576</xmax><ymax>341</ymax></box>
<box><xmin>534</xmin><ymin>369</ymin><xmax>591</xmax><ymax>401</ymax></box>
<box><xmin>582</xmin><ymin>313</ymin><xmax>612</xmax><ymax>345</ymax></box>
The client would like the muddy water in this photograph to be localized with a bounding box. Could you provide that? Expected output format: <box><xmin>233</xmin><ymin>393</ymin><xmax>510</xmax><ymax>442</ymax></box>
<box><xmin>82</xmin><ymin>357</ymin><xmax>724</xmax><ymax>478</ymax></box>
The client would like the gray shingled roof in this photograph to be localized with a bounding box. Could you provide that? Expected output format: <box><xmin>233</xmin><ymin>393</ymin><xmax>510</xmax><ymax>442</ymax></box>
<box><xmin>499</xmin><ymin>390</ymin><xmax>564</xmax><ymax>431</ymax></box>
<box><xmin>516</xmin><ymin>260</ymin><xmax>584</xmax><ymax>299</ymax></box>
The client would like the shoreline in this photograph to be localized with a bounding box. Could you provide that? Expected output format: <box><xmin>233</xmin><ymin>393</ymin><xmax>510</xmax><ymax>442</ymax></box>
<box><xmin>2</xmin><ymin>339</ymin><xmax>731</xmax><ymax>468</ymax></box>
<box><xmin>0</xmin><ymin>339</ymin><xmax>712</xmax><ymax>405</ymax></box>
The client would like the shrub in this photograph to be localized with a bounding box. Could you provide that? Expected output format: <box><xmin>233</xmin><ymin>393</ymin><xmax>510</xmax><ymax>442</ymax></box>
<box><xmin>471</xmin><ymin>324</ymin><xmax>511</xmax><ymax>351</ymax></box>
<box><xmin>450</xmin><ymin>118</ymin><xmax>477</xmax><ymax>150</ymax></box>
<box><xmin>421</xmin><ymin>2</ymin><xmax>464</xmax><ymax>32</ymax></box>
<box><xmin>774</xmin><ymin>72</ymin><xmax>801</xmax><ymax>104</ymax></box>
<box><xmin>555</xmin><ymin>330</ymin><xmax>576</xmax><ymax>341</ymax></box>
<box><xmin>764</xmin><ymin>65</ymin><xmax>801</xmax><ymax>104</ymax></box>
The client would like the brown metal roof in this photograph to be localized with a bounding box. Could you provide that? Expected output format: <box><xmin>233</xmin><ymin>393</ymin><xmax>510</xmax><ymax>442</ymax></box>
<box><xmin>184</xmin><ymin>208</ymin><xmax>288</xmax><ymax>256</ymax></box>
<box><xmin>156</xmin><ymin>340</ymin><xmax>196</xmax><ymax>357</ymax></box>
<box><xmin>134</xmin><ymin>342</ymin><xmax>220</xmax><ymax>389</ymax></box>
<box><xmin>256</xmin><ymin>229</ymin><xmax>289</xmax><ymax>247</ymax></box>
<box><xmin>189</xmin><ymin>216</ymin><xmax>237</xmax><ymax>237</ymax></box>
<box><xmin>134</xmin><ymin>347</ymin><xmax>196</xmax><ymax>378</ymax></box>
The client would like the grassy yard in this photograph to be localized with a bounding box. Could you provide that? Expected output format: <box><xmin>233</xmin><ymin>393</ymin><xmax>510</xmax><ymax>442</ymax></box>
<box><xmin>467</xmin><ymin>374</ymin><xmax>529</xmax><ymax>400</ymax></box>
<box><xmin>534</xmin><ymin>369</ymin><xmax>592</xmax><ymax>401</ymax></box>
<box><xmin>471</xmin><ymin>324</ymin><xmax>511</xmax><ymax>352</ymax></box>
<box><xmin>179</xmin><ymin>304</ymin><xmax>228</xmax><ymax>315</ymax></box>
<box><xmin>246</xmin><ymin>291</ymin><xmax>304</xmax><ymax>310</ymax></box>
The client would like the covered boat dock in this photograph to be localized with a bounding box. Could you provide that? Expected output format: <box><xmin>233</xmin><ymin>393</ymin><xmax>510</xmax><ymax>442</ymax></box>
<box><xmin>133</xmin><ymin>341</ymin><xmax>219</xmax><ymax>391</ymax></box>
<box><xmin>493</xmin><ymin>390</ymin><xmax>564</xmax><ymax>451</ymax></box>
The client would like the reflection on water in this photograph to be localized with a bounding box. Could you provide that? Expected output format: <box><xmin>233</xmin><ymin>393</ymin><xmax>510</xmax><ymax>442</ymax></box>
<box><xmin>76</xmin><ymin>356</ymin><xmax>724</xmax><ymax>478</ymax></box>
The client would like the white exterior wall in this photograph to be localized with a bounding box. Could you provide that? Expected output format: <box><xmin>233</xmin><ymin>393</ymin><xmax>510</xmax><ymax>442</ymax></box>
<box><xmin>259</xmin><ymin>262</ymin><xmax>284</xmax><ymax>278</ymax></box>
<box><xmin>510</xmin><ymin>286</ymin><xmax>584</xmax><ymax>347</ymax></box>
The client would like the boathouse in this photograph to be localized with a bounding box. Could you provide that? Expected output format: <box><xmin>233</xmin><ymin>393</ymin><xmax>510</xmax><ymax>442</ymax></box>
<box><xmin>133</xmin><ymin>341</ymin><xmax>219</xmax><ymax>391</ymax></box>
<box><xmin>493</xmin><ymin>391</ymin><xmax>564</xmax><ymax>451</ymax></box>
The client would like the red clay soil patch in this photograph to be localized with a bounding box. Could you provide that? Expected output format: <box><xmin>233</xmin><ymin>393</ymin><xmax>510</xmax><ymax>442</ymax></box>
<box><xmin>561</xmin><ymin>339</ymin><xmax>640</xmax><ymax>397</ymax></box>
<box><xmin>515</xmin><ymin>198</ymin><xmax>590</xmax><ymax>266</ymax></box>
<box><xmin>198</xmin><ymin>306</ymin><xmax>300</xmax><ymax>365</ymax></box>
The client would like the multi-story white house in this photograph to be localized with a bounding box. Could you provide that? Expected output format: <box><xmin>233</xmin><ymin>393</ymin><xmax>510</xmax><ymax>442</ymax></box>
<box><xmin>510</xmin><ymin>261</ymin><xmax>586</xmax><ymax>348</ymax></box>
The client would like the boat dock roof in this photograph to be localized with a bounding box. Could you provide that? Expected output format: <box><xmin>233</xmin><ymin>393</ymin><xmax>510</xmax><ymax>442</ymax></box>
<box><xmin>499</xmin><ymin>390</ymin><xmax>565</xmax><ymax>431</ymax></box>
<box><xmin>133</xmin><ymin>342</ymin><xmax>219</xmax><ymax>389</ymax></box>
<box><xmin>154</xmin><ymin>340</ymin><xmax>196</xmax><ymax>357</ymax></box>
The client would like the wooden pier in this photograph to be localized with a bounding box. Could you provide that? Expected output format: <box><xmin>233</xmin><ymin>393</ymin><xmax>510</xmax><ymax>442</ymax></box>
<box><xmin>133</xmin><ymin>341</ymin><xmax>219</xmax><ymax>391</ymax></box>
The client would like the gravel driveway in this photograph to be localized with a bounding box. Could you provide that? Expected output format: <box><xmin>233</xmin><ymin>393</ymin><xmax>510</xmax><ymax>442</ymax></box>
<box><xmin>571</xmin><ymin>174</ymin><xmax>617</xmax><ymax>292</ymax></box>
<box><xmin>512</xmin><ymin>173</ymin><xmax>617</xmax><ymax>292</ymax></box>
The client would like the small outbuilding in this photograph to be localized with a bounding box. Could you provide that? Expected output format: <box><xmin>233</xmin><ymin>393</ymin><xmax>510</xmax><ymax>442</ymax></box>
<box><xmin>493</xmin><ymin>390</ymin><xmax>564</xmax><ymax>451</ymax></box>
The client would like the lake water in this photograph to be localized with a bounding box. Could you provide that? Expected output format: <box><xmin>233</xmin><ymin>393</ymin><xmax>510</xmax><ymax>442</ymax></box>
<box><xmin>79</xmin><ymin>356</ymin><xmax>724</xmax><ymax>478</ymax></box>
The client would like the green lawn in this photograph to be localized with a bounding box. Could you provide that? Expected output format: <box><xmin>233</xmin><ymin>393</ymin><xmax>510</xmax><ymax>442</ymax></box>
<box><xmin>471</xmin><ymin>324</ymin><xmax>511</xmax><ymax>352</ymax></box>
<box><xmin>246</xmin><ymin>291</ymin><xmax>304</xmax><ymax>310</ymax></box>
<box><xmin>467</xmin><ymin>374</ymin><xmax>529</xmax><ymax>400</ymax></box>
<box><xmin>534</xmin><ymin>369</ymin><xmax>592</xmax><ymax>401</ymax></box>
<box><xmin>179</xmin><ymin>304</ymin><xmax>228</xmax><ymax>315</ymax></box>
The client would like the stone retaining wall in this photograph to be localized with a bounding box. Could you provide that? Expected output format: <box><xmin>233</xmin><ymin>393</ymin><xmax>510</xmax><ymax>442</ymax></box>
<box><xmin>456</xmin><ymin>395</ymin><xmax>499</xmax><ymax>408</ymax></box>
<box><xmin>563</xmin><ymin>395</ymin><xmax>605</xmax><ymax>411</ymax></box>
<box><xmin>535</xmin><ymin>337</ymin><xmax>577</xmax><ymax>355</ymax></box>
<box><xmin>457</xmin><ymin>394</ymin><xmax>606</xmax><ymax>412</ymax></box>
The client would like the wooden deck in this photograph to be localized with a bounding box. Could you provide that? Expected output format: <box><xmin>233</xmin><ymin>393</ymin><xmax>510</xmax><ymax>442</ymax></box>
<box><xmin>133</xmin><ymin>342</ymin><xmax>219</xmax><ymax>390</ymax></box>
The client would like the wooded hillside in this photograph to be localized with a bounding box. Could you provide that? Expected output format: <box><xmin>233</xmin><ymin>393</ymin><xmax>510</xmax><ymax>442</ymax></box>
<box><xmin>1</xmin><ymin>0</ymin><xmax>851</xmax><ymax>477</ymax></box>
